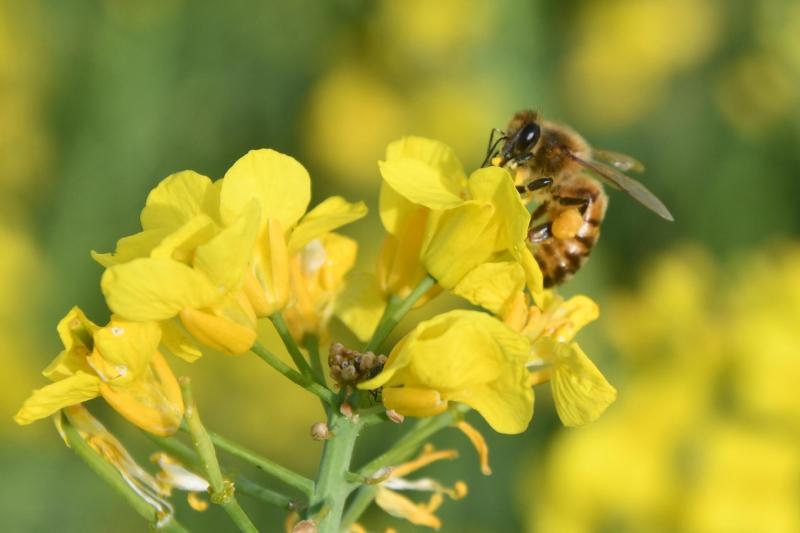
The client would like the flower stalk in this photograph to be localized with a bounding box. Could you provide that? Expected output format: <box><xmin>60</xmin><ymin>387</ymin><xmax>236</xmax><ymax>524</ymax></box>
<box><xmin>180</xmin><ymin>378</ymin><xmax>258</xmax><ymax>533</ymax></box>
<box><xmin>309</xmin><ymin>408</ymin><xmax>364</xmax><ymax>532</ymax></box>
<box><xmin>250</xmin><ymin>340</ymin><xmax>336</xmax><ymax>405</ymax></box>
<box><xmin>365</xmin><ymin>274</ymin><xmax>436</xmax><ymax>352</ymax></box>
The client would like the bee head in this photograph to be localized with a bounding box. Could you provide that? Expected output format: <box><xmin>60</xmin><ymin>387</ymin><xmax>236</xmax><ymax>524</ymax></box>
<box><xmin>498</xmin><ymin>120</ymin><xmax>541</xmax><ymax>167</ymax></box>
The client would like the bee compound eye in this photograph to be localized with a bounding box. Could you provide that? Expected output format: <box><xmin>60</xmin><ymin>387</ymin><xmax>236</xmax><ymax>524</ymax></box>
<box><xmin>517</xmin><ymin>122</ymin><xmax>541</xmax><ymax>150</ymax></box>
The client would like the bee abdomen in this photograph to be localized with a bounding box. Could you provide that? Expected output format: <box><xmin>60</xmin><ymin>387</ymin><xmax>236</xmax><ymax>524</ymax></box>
<box><xmin>531</xmin><ymin>180</ymin><xmax>607</xmax><ymax>288</ymax></box>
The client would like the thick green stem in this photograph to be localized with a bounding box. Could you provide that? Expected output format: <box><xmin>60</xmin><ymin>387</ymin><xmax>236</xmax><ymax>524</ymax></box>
<box><xmin>270</xmin><ymin>312</ymin><xmax>317</xmax><ymax>381</ymax></box>
<box><xmin>340</xmin><ymin>409</ymin><xmax>463</xmax><ymax>529</ymax></box>
<box><xmin>251</xmin><ymin>340</ymin><xmax>337</xmax><ymax>405</ymax></box>
<box><xmin>60</xmin><ymin>413</ymin><xmax>188</xmax><ymax>533</ymax></box>
<box><xmin>180</xmin><ymin>378</ymin><xmax>259</xmax><ymax>533</ymax></box>
<box><xmin>365</xmin><ymin>275</ymin><xmax>436</xmax><ymax>353</ymax></box>
<box><xmin>310</xmin><ymin>411</ymin><xmax>363</xmax><ymax>532</ymax></box>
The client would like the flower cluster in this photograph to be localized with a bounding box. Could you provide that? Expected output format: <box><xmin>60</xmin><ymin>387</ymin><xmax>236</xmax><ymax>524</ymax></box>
<box><xmin>16</xmin><ymin>138</ymin><xmax>616</xmax><ymax>531</ymax></box>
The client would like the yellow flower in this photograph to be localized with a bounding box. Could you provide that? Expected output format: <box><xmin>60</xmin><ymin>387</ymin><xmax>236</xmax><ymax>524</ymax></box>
<box><xmin>14</xmin><ymin>307</ymin><xmax>184</xmax><ymax>436</ymax></box>
<box><xmin>359</xmin><ymin>310</ymin><xmax>533</xmax><ymax>434</ymax></box>
<box><xmin>218</xmin><ymin>149</ymin><xmax>367</xmax><ymax>318</ymax></box>
<box><xmin>504</xmin><ymin>290</ymin><xmax>616</xmax><ymax>427</ymax></box>
<box><xmin>94</xmin><ymin>169</ymin><xmax>259</xmax><ymax>356</ymax></box>
<box><xmin>283</xmin><ymin>232</ymin><xmax>358</xmax><ymax>342</ymax></box>
<box><xmin>336</xmin><ymin>137</ymin><xmax>541</xmax><ymax>342</ymax></box>
<box><xmin>370</xmin><ymin>444</ymin><xmax>467</xmax><ymax>530</ymax></box>
<box><xmin>379</xmin><ymin>136</ymin><xmax>541</xmax><ymax>306</ymax></box>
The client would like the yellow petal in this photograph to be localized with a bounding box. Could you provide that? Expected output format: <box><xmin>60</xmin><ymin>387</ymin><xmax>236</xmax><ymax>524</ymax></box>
<box><xmin>379</xmin><ymin>182</ymin><xmax>419</xmax><ymax>235</ymax></box>
<box><xmin>421</xmin><ymin>202</ymin><xmax>495</xmax><ymax>288</ymax></box>
<box><xmin>140</xmin><ymin>170</ymin><xmax>215</xmax><ymax>230</ymax></box>
<box><xmin>14</xmin><ymin>371</ymin><xmax>101</xmax><ymax>425</ymax></box>
<box><xmin>160</xmin><ymin>320</ymin><xmax>203</xmax><ymax>363</ymax></box>
<box><xmin>456</xmin><ymin>421</ymin><xmax>492</xmax><ymax>475</ymax></box>
<box><xmin>179</xmin><ymin>308</ymin><xmax>256</xmax><ymax>355</ymax></box>
<box><xmin>377</xmin><ymin>209</ymin><xmax>430</xmax><ymax>298</ymax></box>
<box><xmin>220</xmin><ymin>149</ymin><xmax>311</xmax><ymax>232</ymax></box>
<box><xmin>553</xmin><ymin>296</ymin><xmax>600</xmax><ymax>342</ymax></box>
<box><xmin>194</xmin><ymin>201</ymin><xmax>260</xmax><ymax>290</ymax></box>
<box><xmin>519</xmin><ymin>246</ymin><xmax>544</xmax><ymax>295</ymax></box>
<box><xmin>288</xmin><ymin>196</ymin><xmax>367</xmax><ymax>253</ymax></box>
<box><xmin>91</xmin><ymin>320</ymin><xmax>161</xmax><ymax>385</ymax></box>
<box><xmin>379</xmin><ymin>158</ymin><xmax>464</xmax><ymax>210</ymax></box>
<box><xmin>385</xmin><ymin>136</ymin><xmax>467</xmax><ymax>187</ymax></box>
<box><xmin>149</xmin><ymin>214</ymin><xmax>217</xmax><ymax>263</ymax></box>
<box><xmin>549</xmin><ymin>341</ymin><xmax>617</xmax><ymax>427</ymax></box>
<box><xmin>467</xmin><ymin>166</ymin><xmax>529</xmax><ymax>252</ymax></box>
<box><xmin>334</xmin><ymin>272</ymin><xmax>386</xmax><ymax>342</ymax></box>
<box><xmin>102</xmin><ymin>258</ymin><xmax>220</xmax><ymax>321</ymax></box>
<box><xmin>452</xmin><ymin>261</ymin><xmax>525</xmax><ymax>314</ymax></box>
<box><xmin>100</xmin><ymin>352</ymin><xmax>184</xmax><ymax>436</ymax></box>
<box><xmin>44</xmin><ymin>307</ymin><xmax>98</xmax><ymax>380</ymax></box>
<box><xmin>251</xmin><ymin>218</ymin><xmax>291</xmax><ymax>316</ymax></box>
<box><xmin>448</xmin><ymin>378</ymin><xmax>533</xmax><ymax>435</ymax></box>
<box><xmin>91</xmin><ymin>228</ymin><xmax>169</xmax><ymax>267</ymax></box>
<box><xmin>375</xmin><ymin>488</ymin><xmax>442</xmax><ymax>529</ymax></box>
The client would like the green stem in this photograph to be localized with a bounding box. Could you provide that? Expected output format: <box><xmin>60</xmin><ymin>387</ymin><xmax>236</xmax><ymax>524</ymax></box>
<box><xmin>340</xmin><ymin>409</ymin><xmax>462</xmax><ymax>529</ymax></box>
<box><xmin>60</xmin><ymin>413</ymin><xmax>188</xmax><ymax>533</ymax></box>
<box><xmin>309</xmin><ymin>411</ymin><xmax>364</xmax><ymax>532</ymax></box>
<box><xmin>270</xmin><ymin>312</ymin><xmax>317</xmax><ymax>381</ymax></box>
<box><xmin>303</xmin><ymin>333</ymin><xmax>326</xmax><ymax>386</ymax></box>
<box><xmin>341</xmin><ymin>486</ymin><xmax>377</xmax><ymax>530</ymax></box>
<box><xmin>146</xmin><ymin>433</ymin><xmax>298</xmax><ymax>511</ymax></box>
<box><xmin>180</xmin><ymin>378</ymin><xmax>259</xmax><ymax>533</ymax></box>
<box><xmin>251</xmin><ymin>340</ymin><xmax>337</xmax><ymax>405</ymax></box>
<box><xmin>200</xmin><ymin>425</ymin><xmax>314</xmax><ymax>496</ymax></box>
<box><xmin>365</xmin><ymin>275</ymin><xmax>436</xmax><ymax>352</ymax></box>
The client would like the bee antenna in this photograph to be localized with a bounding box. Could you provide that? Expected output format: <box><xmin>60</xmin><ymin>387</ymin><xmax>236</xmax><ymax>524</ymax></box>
<box><xmin>482</xmin><ymin>128</ymin><xmax>507</xmax><ymax>167</ymax></box>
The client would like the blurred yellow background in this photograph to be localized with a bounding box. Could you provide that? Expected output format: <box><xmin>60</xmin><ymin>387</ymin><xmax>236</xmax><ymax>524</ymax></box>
<box><xmin>2</xmin><ymin>0</ymin><xmax>799</xmax><ymax>531</ymax></box>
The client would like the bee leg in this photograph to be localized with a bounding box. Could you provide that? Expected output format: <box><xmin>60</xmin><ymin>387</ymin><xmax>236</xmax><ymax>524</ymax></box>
<box><xmin>526</xmin><ymin>177</ymin><xmax>553</xmax><ymax>192</ymax></box>
<box><xmin>557</xmin><ymin>195</ymin><xmax>590</xmax><ymax>214</ymax></box>
<box><xmin>528</xmin><ymin>221</ymin><xmax>552</xmax><ymax>243</ymax></box>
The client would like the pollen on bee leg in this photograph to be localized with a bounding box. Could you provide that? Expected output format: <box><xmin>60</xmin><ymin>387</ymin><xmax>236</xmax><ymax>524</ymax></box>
<box><xmin>514</xmin><ymin>166</ymin><xmax>533</xmax><ymax>187</ymax></box>
<box><xmin>552</xmin><ymin>208</ymin><xmax>584</xmax><ymax>240</ymax></box>
<box><xmin>490</xmin><ymin>155</ymin><xmax>503</xmax><ymax>167</ymax></box>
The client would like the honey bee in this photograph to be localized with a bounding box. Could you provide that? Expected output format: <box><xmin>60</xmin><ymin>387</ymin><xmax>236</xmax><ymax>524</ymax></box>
<box><xmin>484</xmin><ymin>110</ymin><xmax>673</xmax><ymax>288</ymax></box>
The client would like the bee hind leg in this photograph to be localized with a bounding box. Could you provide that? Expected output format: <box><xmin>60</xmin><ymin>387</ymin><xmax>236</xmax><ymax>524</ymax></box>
<box><xmin>528</xmin><ymin>221</ymin><xmax>552</xmax><ymax>243</ymax></box>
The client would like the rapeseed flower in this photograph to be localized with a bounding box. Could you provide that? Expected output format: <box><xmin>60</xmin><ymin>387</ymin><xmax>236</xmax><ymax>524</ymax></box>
<box><xmin>504</xmin><ymin>290</ymin><xmax>616</xmax><ymax>427</ymax></box>
<box><xmin>15</xmin><ymin>307</ymin><xmax>183</xmax><ymax>435</ymax></box>
<box><xmin>359</xmin><ymin>310</ymin><xmax>533</xmax><ymax>434</ymax></box>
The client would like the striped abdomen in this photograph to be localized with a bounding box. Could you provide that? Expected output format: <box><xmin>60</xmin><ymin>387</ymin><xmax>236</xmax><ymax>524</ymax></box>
<box><xmin>528</xmin><ymin>175</ymin><xmax>608</xmax><ymax>288</ymax></box>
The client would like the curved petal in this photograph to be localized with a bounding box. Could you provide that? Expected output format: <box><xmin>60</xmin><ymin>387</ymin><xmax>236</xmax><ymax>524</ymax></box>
<box><xmin>140</xmin><ymin>170</ymin><xmax>214</xmax><ymax>231</ymax></box>
<box><xmin>102</xmin><ymin>258</ymin><xmax>219</xmax><ymax>322</ymax></box>
<box><xmin>194</xmin><ymin>200</ymin><xmax>260</xmax><ymax>291</ymax></box>
<box><xmin>549</xmin><ymin>341</ymin><xmax>617</xmax><ymax>427</ymax></box>
<box><xmin>379</xmin><ymin>159</ymin><xmax>464</xmax><ymax>209</ymax></box>
<box><xmin>385</xmin><ymin>136</ymin><xmax>467</xmax><ymax>188</ymax></box>
<box><xmin>91</xmin><ymin>320</ymin><xmax>161</xmax><ymax>386</ymax></box>
<box><xmin>452</xmin><ymin>261</ymin><xmax>525</xmax><ymax>314</ymax></box>
<box><xmin>288</xmin><ymin>196</ymin><xmax>367</xmax><ymax>253</ymax></box>
<box><xmin>379</xmin><ymin>182</ymin><xmax>418</xmax><ymax>235</ymax></box>
<box><xmin>220</xmin><ymin>149</ymin><xmax>311</xmax><ymax>232</ymax></box>
<box><xmin>100</xmin><ymin>352</ymin><xmax>184</xmax><ymax>436</ymax></box>
<box><xmin>149</xmin><ymin>215</ymin><xmax>217</xmax><ymax>263</ymax></box>
<box><xmin>14</xmin><ymin>371</ymin><xmax>101</xmax><ymax>425</ymax></box>
<box><xmin>91</xmin><ymin>228</ymin><xmax>170</xmax><ymax>267</ymax></box>
<box><xmin>160</xmin><ymin>320</ymin><xmax>203</xmax><ymax>363</ymax></box>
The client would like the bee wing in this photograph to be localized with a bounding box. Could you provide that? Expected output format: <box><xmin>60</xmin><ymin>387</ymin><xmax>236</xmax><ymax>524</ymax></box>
<box><xmin>570</xmin><ymin>154</ymin><xmax>674</xmax><ymax>221</ymax></box>
<box><xmin>591</xmin><ymin>148</ymin><xmax>645</xmax><ymax>173</ymax></box>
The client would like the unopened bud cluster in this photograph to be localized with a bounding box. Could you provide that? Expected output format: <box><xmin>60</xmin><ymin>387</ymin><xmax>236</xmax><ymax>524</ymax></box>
<box><xmin>328</xmin><ymin>343</ymin><xmax>387</xmax><ymax>385</ymax></box>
